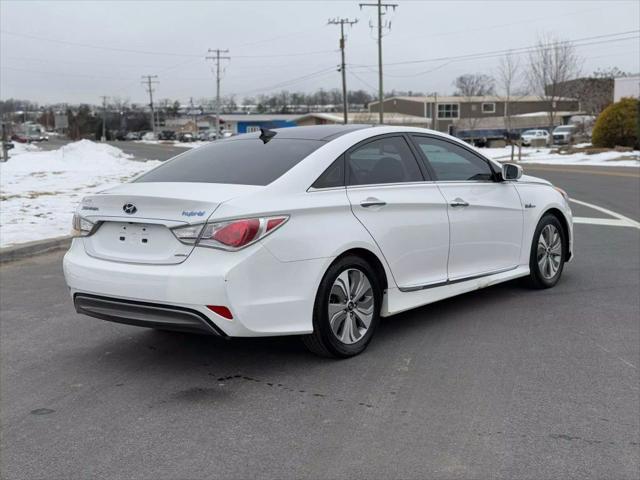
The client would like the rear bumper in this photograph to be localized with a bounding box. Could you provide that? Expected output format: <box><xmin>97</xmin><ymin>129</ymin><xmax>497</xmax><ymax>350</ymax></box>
<box><xmin>63</xmin><ymin>238</ymin><xmax>330</xmax><ymax>337</ymax></box>
<box><xmin>73</xmin><ymin>293</ymin><xmax>228</xmax><ymax>336</ymax></box>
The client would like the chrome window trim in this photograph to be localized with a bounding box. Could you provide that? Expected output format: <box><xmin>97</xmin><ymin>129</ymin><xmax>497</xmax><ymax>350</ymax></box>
<box><xmin>345</xmin><ymin>180</ymin><xmax>438</xmax><ymax>190</ymax></box>
<box><xmin>307</xmin><ymin>185</ymin><xmax>347</xmax><ymax>192</ymax></box>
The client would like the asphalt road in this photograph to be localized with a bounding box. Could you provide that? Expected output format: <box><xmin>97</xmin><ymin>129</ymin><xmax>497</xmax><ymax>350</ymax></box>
<box><xmin>41</xmin><ymin>137</ymin><xmax>189</xmax><ymax>161</ymax></box>
<box><xmin>1</xmin><ymin>144</ymin><xmax>639</xmax><ymax>479</ymax></box>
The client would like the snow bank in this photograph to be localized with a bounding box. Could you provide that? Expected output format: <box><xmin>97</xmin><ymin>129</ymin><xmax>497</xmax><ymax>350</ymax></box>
<box><xmin>0</xmin><ymin>140</ymin><xmax>160</xmax><ymax>247</ymax></box>
<box><xmin>478</xmin><ymin>146</ymin><xmax>640</xmax><ymax>167</ymax></box>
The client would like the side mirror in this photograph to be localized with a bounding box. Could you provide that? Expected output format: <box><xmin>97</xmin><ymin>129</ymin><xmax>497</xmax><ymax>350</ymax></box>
<box><xmin>502</xmin><ymin>163</ymin><xmax>523</xmax><ymax>181</ymax></box>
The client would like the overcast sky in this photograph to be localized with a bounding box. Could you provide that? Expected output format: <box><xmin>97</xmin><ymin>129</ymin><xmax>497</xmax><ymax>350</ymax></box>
<box><xmin>1</xmin><ymin>0</ymin><xmax>639</xmax><ymax>105</ymax></box>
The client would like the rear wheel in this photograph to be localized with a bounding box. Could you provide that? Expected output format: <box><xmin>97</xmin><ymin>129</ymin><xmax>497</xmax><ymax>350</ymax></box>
<box><xmin>302</xmin><ymin>255</ymin><xmax>382</xmax><ymax>358</ymax></box>
<box><xmin>526</xmin><ymin>214</ymin><xmax>566</xmax><ymax>289</ymax></box>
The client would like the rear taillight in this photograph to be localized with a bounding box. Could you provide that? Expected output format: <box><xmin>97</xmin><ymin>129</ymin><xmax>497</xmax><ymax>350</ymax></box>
<box><xmin>172</xmin><ymin>215</ymin><xmax>288</xmax><ymax>251</ymax></box>
<box><xmin>71</xmin><ymin>213</ymin><xmax>97</xmax><ymax>237</ymax></box>
<box><xmin>212</xmin><ymin>219</ymin><xmax>260</xmax><ymax>247</ymax></box>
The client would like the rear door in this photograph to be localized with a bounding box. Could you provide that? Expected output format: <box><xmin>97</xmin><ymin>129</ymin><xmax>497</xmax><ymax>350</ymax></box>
<box><xmin>345</xmin><ymin>134</ymin><xmax>450</xmax><ymax>290</ymax></box>
<box><xmin>410</xmin><ymin>134</ymin><xmax>523</xmax><ymax>280</ymax></box>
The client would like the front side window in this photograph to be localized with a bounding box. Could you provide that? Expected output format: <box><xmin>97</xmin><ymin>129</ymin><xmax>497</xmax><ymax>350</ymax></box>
<box><xmin>437</xmin><ymin>103</ymin><xmax>459</xmax><ymax>119</ymax></box>
<box><xmin>136</xmin><ymin>138</ymin><xmax>324</xmax><ymax>186</ymax></box>
<box><xmin>347</xmin><ymin>136</ymin><xmax>424</xmax><ymax>186</ymax></box>
<box><xmin>411</xmin><ymin>136</ymin><xmax>494</xmax><ymax>182</ymax></box>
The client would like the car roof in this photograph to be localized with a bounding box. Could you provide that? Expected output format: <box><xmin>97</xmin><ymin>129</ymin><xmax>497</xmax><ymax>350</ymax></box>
<box><xmin>229</xmin><ymin>124</ymin><xmax>374</xmax><ymax>142</ymax></box>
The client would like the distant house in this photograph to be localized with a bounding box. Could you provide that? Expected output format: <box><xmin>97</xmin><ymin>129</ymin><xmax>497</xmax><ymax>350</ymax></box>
<box><xmin>164</xmin><ymin>118</ymin><xmax>213</xmax><ymax>133</ymax></box>
<box><xmin>367</xmin><ymin>95</ymin><xmax>580</xmax><ymax>134</ymax></box>
<box><xmin>207</xmin><ymin>114</ymin><xmax>299</xmax><ymax>134</ymax></box>
<box><xmin>614</xmin><ymin>75</ymin><xmax>640</xmax><ymax>102</ymax></box>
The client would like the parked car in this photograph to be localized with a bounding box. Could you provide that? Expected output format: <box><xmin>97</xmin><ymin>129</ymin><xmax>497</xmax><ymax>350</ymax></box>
<box><xmin>10</xmin><ymin>134</ymin><xmax>28</xmax><ymax>143</ymax></box>
<box><xmin>158</xmin><ymin>130</ymin><xmax>176</xmax><ymax>141</ymax></box>
<box><xmin>552</xmin><ymin>125</ymin><xmax>576</xmax><ymax>145</ymax></box>
<box><xmin>113</xmin><ymin>131</ymin><xmax>127</xmax><ymax>141</ymax></box>
<box><xmin>125</xmin><ymin>132</ymin><xmax>141</xmax><ymax>141</ymax></box>
<box><xmin>64</xmin><ymin>125</ymin><xmax>573</xmax><ymax>357</ymax></box>
<box><xmin>2</xmin><ymin>141</ymin><xmax>14</xmax><ymax>151</ymax></box>
<box><xmin>520</xmin><ymin>129</ymin><xmax>550</xmax><ymax>146</ymax></box>
<box><xmin>178</xmin><ymin>132</ymin><xmax>194</xmax><ymax>142</ymax></box>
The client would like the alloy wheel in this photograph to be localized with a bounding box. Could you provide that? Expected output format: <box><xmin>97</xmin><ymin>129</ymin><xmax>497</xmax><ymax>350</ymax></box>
<box><xmin>328</xmin><ymin>268</ymin><xmax>374</xmax><ymax>344</ymax></box>
<box><xmin>537</xmin><ymin>224</ymin><xmax>562</xmax><ymax>280</ymax></box>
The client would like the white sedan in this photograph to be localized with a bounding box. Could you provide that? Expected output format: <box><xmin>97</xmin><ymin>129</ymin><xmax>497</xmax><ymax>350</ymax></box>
<box><xmin>63</xmin><ymin>125</ymin><xmax>573</xmax><ymax>357</ymax></box>
<box><xmin>520</xmin><ymin>129</ymin><xmax>550</xmax><ymax>146</ymax></box>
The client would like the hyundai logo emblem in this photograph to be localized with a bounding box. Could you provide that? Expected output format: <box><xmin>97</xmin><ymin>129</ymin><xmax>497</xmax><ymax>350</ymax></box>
<box><xmin>123</xmin><ymin>203</ymin><xmax>137</xmax><ymax>215</ymax></box>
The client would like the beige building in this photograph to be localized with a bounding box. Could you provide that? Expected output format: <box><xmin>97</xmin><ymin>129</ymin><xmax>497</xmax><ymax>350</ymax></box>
<box><xmin>368</xmin><ymin>95</ymin><xmax>580</xmax><ymax>133</ymax></box>
<box><xmin>294</xmin><ymin>112</ymin><xmax>429</xmax><ymax>127</ymax></box>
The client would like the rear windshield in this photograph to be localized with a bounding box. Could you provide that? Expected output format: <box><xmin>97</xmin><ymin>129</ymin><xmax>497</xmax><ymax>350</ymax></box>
<box><xmin>135</xmin><ymin>138</ymin><xmax>324</xmax><ymax>186</ymax></box>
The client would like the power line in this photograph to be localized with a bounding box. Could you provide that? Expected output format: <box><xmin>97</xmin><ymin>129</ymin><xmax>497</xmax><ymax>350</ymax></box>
<box><xmin>348</xmin><ymin>34</ymin><xmax>640</xmax><ymax>80</ymax></box>
<box><xmin>359</xmin><ymin>0</ymin><xmax>398</xmax><ymax>124</ymax></box>
<box><xmin>231</xmin><ymin>66</ymin><xmax>338</xmax><ymax>96</ymax></box>
<box><xmin>328</xmin><ymin>17</ymin><xmax>358</xmax><ymax>124</ymax></box>
<box><xmin>0</xmin><ymin>30</ymin><xmax>202</xmax><ymax>58</ymax></box>
<box><xmin>206</xmin><ymin>49</ymin><xmax>231</xmax><ymax>139</ymax></box>
<box><xmin>233</xmin><ymin>49</ymin><xmax>337</xmax><ymax>59</ymax></box>
<box><xmin>141</xmin><ymin>75</ymin><xmax>159</xmax><ymax>136</ymax></box>
<box><xmin>359</xmin><ymin>29</ymin><xmax>640</xmax><ymax>68</ymax></box>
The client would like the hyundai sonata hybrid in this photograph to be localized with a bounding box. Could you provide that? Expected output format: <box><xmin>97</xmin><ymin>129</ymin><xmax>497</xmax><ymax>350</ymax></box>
<box><xmin>63</xmin><ymin>125</ymin><xmax>573</xmax><ymax>357</ymax></box>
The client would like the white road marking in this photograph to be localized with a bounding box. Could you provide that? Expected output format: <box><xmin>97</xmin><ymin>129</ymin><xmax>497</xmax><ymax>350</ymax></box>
<box><xmin>570</xmin><ymin>198</ymin><xmax>640</xmax><ymax>230</ymax></box>
<box><xmin>573</xmin><ymin>217</ymin><xmax>638</xmax><ymax>228</ymax></box>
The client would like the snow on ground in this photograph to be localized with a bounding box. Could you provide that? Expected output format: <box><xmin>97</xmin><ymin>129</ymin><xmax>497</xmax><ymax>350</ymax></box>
<box><xmin>478</xmin><ymin>146</ymin><xmax>640</xmax><ymax>167</ymax></box>
<box><xmin>0</xmin><ymin>140</ymin><xmax>160</xmax><ymax>248</ymax></box>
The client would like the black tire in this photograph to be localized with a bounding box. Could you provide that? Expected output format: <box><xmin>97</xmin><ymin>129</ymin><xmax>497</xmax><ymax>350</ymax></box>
<box><xmin>302</xmin><ymin>255</ymin><xmax>382</xmax><ymax>358</ymax></box>
<box><xmin>526</xmin><ymin>214</ymin><xmax>566</xmax><ymax>289</ymax></box>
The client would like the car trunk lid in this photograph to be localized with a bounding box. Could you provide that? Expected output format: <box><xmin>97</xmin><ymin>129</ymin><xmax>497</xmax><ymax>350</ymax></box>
<box><xmin>79</xmin><ymin>182</ymin><xmax>262</xmax><ymax>264</ymax></box>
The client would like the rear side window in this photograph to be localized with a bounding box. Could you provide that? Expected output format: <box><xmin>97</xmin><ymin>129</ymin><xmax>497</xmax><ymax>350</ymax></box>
<box><xmin>411</xmin><ymin>135</ymin><xmax>494</xmax><ymax>181</ymax></box>
<box><xmin>346</xmin><ymin>136</ymin><xmax>424</xmax><ymax>186</ymax></box>
<box><xmin>312</xmin><ymin>156</ymin><xmax>344</xmax><ymax>189</ymax></box>
<box><xmin>136</xmin><ymin>138</ymin><xmax>324</xmax><ymax>186</ymax></box>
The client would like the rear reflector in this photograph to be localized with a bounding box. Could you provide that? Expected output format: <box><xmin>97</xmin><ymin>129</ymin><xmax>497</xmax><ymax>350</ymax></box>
<box><xmin>207</xmin><ymin>305</ymin><xmax>233</xmax><ymax>320</ymax></box>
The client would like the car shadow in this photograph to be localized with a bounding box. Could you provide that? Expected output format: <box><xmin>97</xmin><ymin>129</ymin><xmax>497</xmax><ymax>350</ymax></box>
<box><xmin>76</xmin><ymin>277</ymin><xmax>533</xmax><ymax>375</ymax></box>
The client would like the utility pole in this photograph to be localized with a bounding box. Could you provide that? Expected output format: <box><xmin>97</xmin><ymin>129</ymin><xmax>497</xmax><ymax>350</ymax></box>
<box><xmin>1</xmin><ymin>114</ymin><xmax>8</xmax><ymax>162</ymax></box>
<box><xmin>359</xmin><ymin>0</ymin><xmax>397</xmax><ymax>124</ymax></box>
<box><xmin>141</xmin><ymin>75</ymin><xmax>159</xmax><ymax>137</ymax></box>
<box><xmin>206</xmin><ymin>49</ymin><xmax>230</xmax><ymax>139</ymax></box>
<box><xmin>432</xmin><ymin>92</ymin><xmax>438</xmax><ymax>132</ymax></box>
<box><xmin>328</xmin><ymin>18</ymin><xmax>358</xmax><ymax>124</ymax></box>
<box><xmin>100</xmin><ymin>96</ymin><xmax>108</xmax><ymax>141</ymax></box>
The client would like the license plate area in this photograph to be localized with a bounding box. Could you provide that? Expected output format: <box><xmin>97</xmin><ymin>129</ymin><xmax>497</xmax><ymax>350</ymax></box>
<box><xmin>84</xmin><ymin>221</ymin><xmax>194</xmax><ymax>264</ymax></box>
<box><xmin>117</xmin><ymin>223</ymin><xmax>152</xmax><ymax>246</ymax></box>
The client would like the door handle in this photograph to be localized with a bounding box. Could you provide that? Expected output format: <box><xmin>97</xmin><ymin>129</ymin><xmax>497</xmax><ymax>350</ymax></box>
<box><xmin>449</xmin><ymin>198</ymin><xmax>469</xmax><ymax>208</ymax></box>
<box><xmin>360</xmin><ymin>198</ymin><xmax>387</xmax><ymax>208</ymax></box>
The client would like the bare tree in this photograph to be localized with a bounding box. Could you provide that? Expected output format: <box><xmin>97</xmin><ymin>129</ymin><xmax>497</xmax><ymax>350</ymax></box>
<box><xmin>497</xmin><ymin>52</ymin><xmax>522</xmax><ymax>134</ymax></box>
<box><xmin>528</xmin><ymin>34</ymin><xmax>581</xmax><ymax>132</ymax></box>
<box><xmin>453</xmin><ymin>73</ymin><xmax>495</xmax><ymax>134</ymax></box>
<box><xmin>497</xmin><ymin>52</ymin><xmax>523</xmax><ymax>159</ymax></box>
<box><xmin>453</xmin><ymin>73</ymin><xmax>496</xmax><ymax>97</ymax></box>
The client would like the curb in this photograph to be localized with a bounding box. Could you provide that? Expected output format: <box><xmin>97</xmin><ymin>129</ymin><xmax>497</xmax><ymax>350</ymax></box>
<box><xmin>0</xmin><ymin>236</ymin><xmax>72</xmax><ymax>264</ymax></box>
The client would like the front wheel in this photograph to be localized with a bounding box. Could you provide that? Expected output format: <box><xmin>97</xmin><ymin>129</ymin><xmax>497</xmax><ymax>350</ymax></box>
<box><xmin>526</xmin><ymin>214</ymin><xmax>566</xmax><ymax>289</ymax></box>
<box><xmin>302</xmin><ymin>255</ymin><xmax>382</xmax><ymax>358</ymax></box>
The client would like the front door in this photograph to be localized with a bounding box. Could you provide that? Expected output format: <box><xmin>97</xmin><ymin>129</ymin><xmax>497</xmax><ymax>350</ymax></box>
<box><xmin>410</xmin><ymin>135</ymin><xmax>523</xmax><ymax>280</ymax></box>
